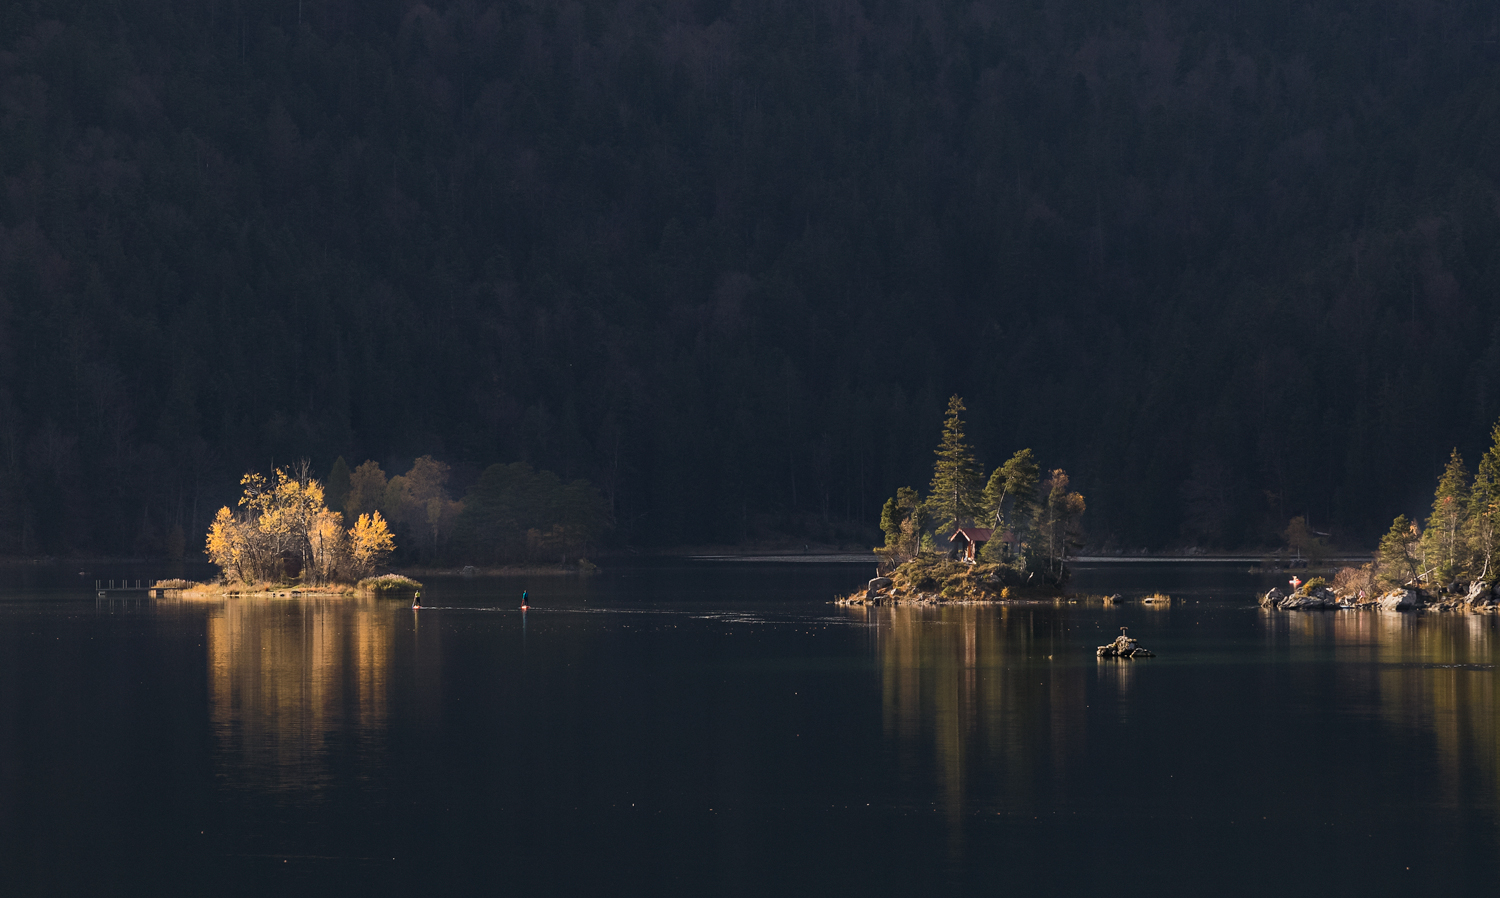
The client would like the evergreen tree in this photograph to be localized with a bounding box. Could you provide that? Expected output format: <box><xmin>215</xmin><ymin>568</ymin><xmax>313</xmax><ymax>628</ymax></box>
<box><xmin>879</xmin><ymin>497</ymin><xmax>902</xmax><ymax>546</ymax></box>
<box><xmin>877</xmin><ymin>487</ymin><xmax>924</xmax><ymax>564</ymax></box>
<box><xmin>981</xmin><ymin>468</ymin><xmax>1008</xmax><ymax>530</ymax></box>
<box><xmin>1377</xmin><ymin>515</ymin><xmax>1422</xmax><ymax>588</ymax></box>
<box><xmin>1468</xmin><ymin>422</ymin><xmax>1500</xmax><ymax>583</ymax></box>
<box><xmin>1422</xmin><ymin>449</ymin><xmax>1470</xmax><ymax>584</ymax></box>
<box><xmin>927</xmin><ymin>396</ymin><xmax>982</xmax><ymax>538</ymax></box>
<box><xmin>979</xmin><ymin>448</ymin><xmax>1040</xmax><ymax>565</ymax></box>
<box><xmin>999</xmin><ymin>450</ymin><xmax>1039</xmax><ymax>540</ymax></box>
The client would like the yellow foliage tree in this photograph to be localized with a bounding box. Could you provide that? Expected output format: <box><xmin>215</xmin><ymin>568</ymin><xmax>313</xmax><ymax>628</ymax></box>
<box><xmin>206</xmin><ymin>506</ymin><xmax>251</xmax><ymax>582</ymax></box>
<box><xmin>349</xmin><ymin>511</ymin><xmax>396</xmax><ymax>577</ymax></box>
<box><xmin>205</xmin><ymin>465</ymin><xmax>398</xmax><ymax>585</ymax></box>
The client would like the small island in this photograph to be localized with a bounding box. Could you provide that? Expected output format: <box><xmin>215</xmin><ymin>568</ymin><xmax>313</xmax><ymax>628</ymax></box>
<box><xmin>839</xmin><ymin>396</ymin><xmax>1085</xmax><ymax>606</ymax></box>
<box><xmin>181</xmin><ymin>465</ymin><xmax>420</xmax><ymax>598</ymax></box>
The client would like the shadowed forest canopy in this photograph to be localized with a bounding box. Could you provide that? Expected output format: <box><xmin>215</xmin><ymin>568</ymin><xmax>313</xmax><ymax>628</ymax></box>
<box><xmin>4</xmin><ymin>0</ymin><xmax>1500</xmax><ymax>555</ymax></box>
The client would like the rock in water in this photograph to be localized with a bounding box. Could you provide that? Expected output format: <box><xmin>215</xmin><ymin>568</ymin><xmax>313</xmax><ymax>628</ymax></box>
<box><xmin>1097</xmin><ymin>634</ymin><xmax>1155</xmax><ymax>658</ymax></box>
<box><xmin>1263</xmin><ymin>586</ymin><xmax>1339</xmax><ymax>610</ymax></box>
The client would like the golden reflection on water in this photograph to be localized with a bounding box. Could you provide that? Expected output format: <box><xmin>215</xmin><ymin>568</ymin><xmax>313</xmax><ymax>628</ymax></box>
<box><xmin>205</xmin><ymin>596</ymin><xmax>403</xmax><ymax>794</ymax></box>
<box><xmin>859</xmin><ymin>602</ymin><xmax>1500</xmax><ymax>851</ymax></box>
<box><xmin>1269</xmin><ymin>608</ymin><xmax>1500</xmax><ymax>807</ymax></box>
<box><xmin>859</xmin><ymin>604</ymin><xmax>1087</xmax><ymax>847</ymax></box>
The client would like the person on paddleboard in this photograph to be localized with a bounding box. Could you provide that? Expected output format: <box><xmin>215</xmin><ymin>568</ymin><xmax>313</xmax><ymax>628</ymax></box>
<box><xmin>412</xmin><ymin>590</ymin><xmax>422</xmax><ymax>610</ymax></box>
<box><xmin>521</xmin><ymin>590</ymin><xmax>529</xmax><ymax>610</ymax></box>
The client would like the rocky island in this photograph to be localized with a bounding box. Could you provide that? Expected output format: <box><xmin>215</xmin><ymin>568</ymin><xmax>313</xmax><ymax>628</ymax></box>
<box><xmin>838</xmin><ymin>396</ymin><xmax>1084</xmax><ymax>606</ymax></box>
<box><xmin>1097</xmin><ymin>630</ymin><xmax>1155</xmax><ymax>658</ymax></box>
<box><xmin>839</xmin><ymin>557</ymin><xmax>1054</xmax><ymax>606</ymax></box>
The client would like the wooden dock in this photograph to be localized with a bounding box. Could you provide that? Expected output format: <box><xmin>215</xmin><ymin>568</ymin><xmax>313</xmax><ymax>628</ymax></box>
<box><xmin>95</xmin><ymin>580</ymin><xmax>180</xmax><ymax>598</ymax></box>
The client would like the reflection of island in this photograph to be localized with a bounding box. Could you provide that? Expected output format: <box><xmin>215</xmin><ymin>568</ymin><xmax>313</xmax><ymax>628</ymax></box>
<box><xmin>206</xmin><ymin>597</ymin><xmax>401</xmax><ymax>794</ymax></box>
<box><xmin>867</xmin><ymin>605</ymin><xmax>1088</xmax><ymax>832</ymax></box>
<box><xmin>1271</xmin><ymin>610</ymin><xmax>1500</xmax><ymax>803</ymax></box>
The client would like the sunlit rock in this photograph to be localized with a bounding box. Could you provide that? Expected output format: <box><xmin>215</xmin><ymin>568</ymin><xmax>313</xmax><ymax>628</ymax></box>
<box><xmin>1262</xmin><ymin>586</ymin><xmax>1338</xmax><ymax>610</ymax></box>
<box><xmin>1097</xmin><ymin>633</ymin><xmax>1154</xmax><ymax>658</ymax></box>
<box><xmin>1377</xmin><ymin>588</ymin><xmax>1424</xmax><ymax>611</ymax></box>
<box><xmin>1259</xmin><ymin>587</ymin><xmax>1288</xmax><ymax>608</ymax></box>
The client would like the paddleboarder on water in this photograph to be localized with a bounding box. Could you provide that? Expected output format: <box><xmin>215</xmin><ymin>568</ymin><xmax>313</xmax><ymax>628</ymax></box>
<box><xmin>521</xmin><ymin>590</ymin><xmax>530</xmax><ymax>610</ymax></box>
<box><xmin>412</xmin><ymin>590</ymin><xmax>422</xmax><ymax>610</ymax></box>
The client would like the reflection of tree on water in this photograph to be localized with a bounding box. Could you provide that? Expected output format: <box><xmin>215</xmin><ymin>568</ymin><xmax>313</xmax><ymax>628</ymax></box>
<box><xmin>207</xmin><ymin>597</ymin><xmax>398</xmax><ymax>794</ymax></box>
<box><xmin>873</xmin><ymin>605</ymin><xmax>1087</xmax><ymax>846</ymax></box>
<box><xmin>1270</xmin><ymin>610</ymin><xmax>1500</xmax><ymax>806</ymax></box>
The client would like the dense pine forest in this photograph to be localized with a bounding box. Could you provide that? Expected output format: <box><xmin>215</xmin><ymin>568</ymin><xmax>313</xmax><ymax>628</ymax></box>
<box><xmin>4</xmin><ymin>0</ymin><xmax>1500</xmax><ymax>557</ymax></box>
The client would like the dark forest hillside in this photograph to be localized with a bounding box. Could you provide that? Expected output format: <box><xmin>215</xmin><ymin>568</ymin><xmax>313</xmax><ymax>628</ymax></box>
<box><xmin>3</xmin><ymin>0</ymin><xmax>1500</xmax><ymax>555</ymax></box>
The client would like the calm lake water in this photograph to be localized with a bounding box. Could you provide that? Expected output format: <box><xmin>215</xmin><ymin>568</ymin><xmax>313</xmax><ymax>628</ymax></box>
<box><xmin>2</xmin><ymin>560</ymin><xmax>1498</xmax><ymax>896</ymax></box>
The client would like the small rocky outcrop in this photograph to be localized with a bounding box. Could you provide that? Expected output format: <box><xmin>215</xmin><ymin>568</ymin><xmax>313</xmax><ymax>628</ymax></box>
<box><xmin>1097</xmin><ymin>633</ymin><xmax>1155</xmax><ymax>658</ymax></box>
<box><xmin>1260</xmin><ymin>586</ymin><xmax>1339</xmax><ymax>610</ymax></box>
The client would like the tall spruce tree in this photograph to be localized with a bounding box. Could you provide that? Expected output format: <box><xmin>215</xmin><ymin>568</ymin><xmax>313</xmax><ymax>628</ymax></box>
<box><xmin>981</xmin><ymin>467</ymin><xmax>1008</xmax><ymax>530</ymax></box>
<box><xmin>979</xmin><ymin>448</ymin><xmax>1040</xmax><ymax>564</ymax></box>
<box><xmin>927</xmin><ymin>396</ymin><xmax>982</xmax><ymax>538</ymax></box>
<box><xmin>1469</xmin><ymin>422</ymin><xmax>1500</xmax><ymax>583</ymax></box>
<box><xmin>1422</xmin><ymin>449</ymin><xmax>1470</xmax><ymax>584</ymax></box>
<box><xmin>999</xmin><ymin>450</ymin><xmax>1039</xmax><ymax>537</ymax></box>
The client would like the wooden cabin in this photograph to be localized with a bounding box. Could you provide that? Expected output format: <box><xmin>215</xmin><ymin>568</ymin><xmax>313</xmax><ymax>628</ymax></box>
<box><xmin>950</xmin><ymin>527</ymin><xmax>994</xmax><ymax>562</ymax></box>
<box><xmin>949</xmin><ymin>526</ymin><xmax>1020</xmax><ymax>563</ymax></box>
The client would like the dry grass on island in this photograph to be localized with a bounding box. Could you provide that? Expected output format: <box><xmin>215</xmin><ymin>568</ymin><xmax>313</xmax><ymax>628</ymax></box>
<box><xmin>170</xmin><ymin>573</ymin><xmax>423</xmax><ymax>600</ymax></box>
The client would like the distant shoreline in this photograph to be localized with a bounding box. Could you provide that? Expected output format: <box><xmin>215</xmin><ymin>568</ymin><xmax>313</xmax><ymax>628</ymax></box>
<box><xmin>0</xmin><ymin>551</ymin><xmax>1374</xmax><ymax>570</ymax></box>
<box><xmin>401</xmin><ymin>564</ymin><xmax>588</xmax><ymax>577</ymax></box>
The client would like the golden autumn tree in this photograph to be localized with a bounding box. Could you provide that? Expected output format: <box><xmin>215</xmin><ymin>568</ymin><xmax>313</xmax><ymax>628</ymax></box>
<box><xmin>205</xmin><ymin>465</ymin><xmax>396</xmax><ymax>585</ymax></box>
<box><xmin>349</xmin><ymin>512</ymin><xmax>397</xmax><ymax>577</ymax></box>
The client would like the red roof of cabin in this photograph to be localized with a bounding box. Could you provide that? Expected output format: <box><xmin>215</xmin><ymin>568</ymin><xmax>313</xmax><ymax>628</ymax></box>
<box><xmin>952</xmin><ymin>527</ymin><xmax>994</xmax><ymax>543</ymax></box>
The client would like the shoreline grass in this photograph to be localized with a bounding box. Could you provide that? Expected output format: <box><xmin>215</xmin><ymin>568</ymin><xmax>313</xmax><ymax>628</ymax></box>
<box><xmin>173</xmin><ymin>573</ymin><xmax>424</xmax><ymax>599</ymax></box>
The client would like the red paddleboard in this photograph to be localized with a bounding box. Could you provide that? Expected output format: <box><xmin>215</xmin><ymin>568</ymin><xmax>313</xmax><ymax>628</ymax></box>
<box><xmin>520</xmin><ymin>605</ymin><xmax>530</xmax><ymax>611</ymax></box>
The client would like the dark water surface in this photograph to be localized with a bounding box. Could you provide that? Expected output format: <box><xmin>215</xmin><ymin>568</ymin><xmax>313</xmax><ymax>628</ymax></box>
<box><xmin>2</xmin><ymin>561</ymin><xmax>1498</xmax><ymax>896</ymax></box>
